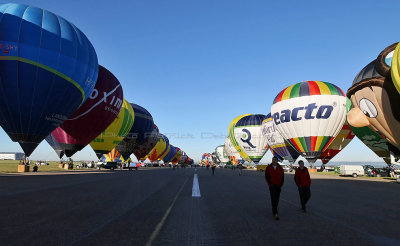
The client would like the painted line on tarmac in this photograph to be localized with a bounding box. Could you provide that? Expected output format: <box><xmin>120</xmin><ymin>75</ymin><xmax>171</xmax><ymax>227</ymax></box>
<box><xmin>145</xmin><ymin>177</ymin><xmax>189</xmax><ymax>246</ymax></box>
<box><xmin>192</xmin><ymin>173</ymin><xmax>201</xmax><ymax>197</ymax></box>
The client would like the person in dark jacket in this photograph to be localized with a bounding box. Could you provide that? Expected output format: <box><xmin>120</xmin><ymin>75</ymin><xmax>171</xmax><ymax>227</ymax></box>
<box><xmin>265</xmin><ymin>157</ymin><xmax>284</xmax><ymax>220</ymax></box>
<box><xmin>294</xmin><ymin>160</ymin><xmax>311</xmax><ymax>212</ymax></box>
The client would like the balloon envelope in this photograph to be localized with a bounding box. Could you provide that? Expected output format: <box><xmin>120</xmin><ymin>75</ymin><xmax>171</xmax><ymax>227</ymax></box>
<box><xmin>229</xmin><ymin>114</ymin><xmax>269</xmax><ymax>163</ymax></box>
<box><xmin>44</xmin><ymin>134</ymin><xmax>64</xmax><ymax>159</ymax></box>
<box><xmin>224</xmin><ymin>137</ymin><xmax>243</xmax><ymax>165</ymax></box>
<box><xmin>147</xmin><ymin>134</ymin><xmax>169</xmax><ymax>162</ymax></box>
<box><xmin>116</xmin><ymin>104</ymin><xmax>154</xmax><ymax>160</ymax></box>
<box><xmin>215</xmin><ymin>145</ymin><xmax>229</xmax><ymax>164</ymax></box>
<box><xmin>262</xmin><ymin>113</ymin><xmax>300</xmax><ymax>163</ymax></box>
<box><xmin>320</xmin><ymin>99</ymin><xmax>354</xmax><ymax>164</ymax></box>
<box><xmin>0</xmin><ymin>3</ymin><xmax>98</xmax><ymax>156</ymax></box>
<box><xmin>271</xmin><ymin>81</ymin><xmax>347</xmax><ymax>163</ymax></box>
<box><xmin>134</xmin><ymin>124</ymin><xmax>159</xmax><ymax>161</ymax></box>
<box><xmin>90</xmin><ymin>99</ymin><xmax>134</xmax><ymax>158</ymax></box>
<box><xmin>163</xmin><ymin>145</ymin><xmax>177</xmax><ymax>163</ymax></box>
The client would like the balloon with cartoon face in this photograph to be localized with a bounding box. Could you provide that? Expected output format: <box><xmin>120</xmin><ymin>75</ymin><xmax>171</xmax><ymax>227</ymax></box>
<box><xmin>347</xmin><ymin>43</ymin><xmax>400</xmax><ymax>148</ymax></box>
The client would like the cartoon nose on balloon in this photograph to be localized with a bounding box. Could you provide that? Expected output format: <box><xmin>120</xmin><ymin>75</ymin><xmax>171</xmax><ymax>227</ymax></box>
<box><xmin>347</xmin><ymin>108</ymin><xmax>370</xmax><ymax>127</ymax></box>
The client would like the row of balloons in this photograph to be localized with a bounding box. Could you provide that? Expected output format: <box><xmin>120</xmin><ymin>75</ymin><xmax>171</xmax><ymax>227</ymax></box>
<box><xmin>0</xmin><ymin>3</ymin><xmax>192</xmax><ymax>164</ymax></box>
<box><xmin>204</xmin><ymin>42</ymin><xmax>400</xmax><ymax>166</ymax></box>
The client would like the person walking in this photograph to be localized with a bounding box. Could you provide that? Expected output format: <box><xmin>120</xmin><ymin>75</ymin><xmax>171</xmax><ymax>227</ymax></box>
<box><xmin>265</xmin><ymin>157</ymin><xmax>284</xmax><ymax>220</ymax></box>
<box><xmin>294</xmin><ymin>160</ymin><xmax>311</xmax><ymax>213</ymax></box>
<box><xmin>211</xmin><ymin>165</ymin><xmax>216</xmax><ymax>175</ymax></box>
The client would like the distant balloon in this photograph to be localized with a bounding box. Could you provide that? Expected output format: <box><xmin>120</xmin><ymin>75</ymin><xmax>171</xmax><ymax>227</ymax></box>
<box><xmin>47</xmin><ymin>65</ymin><xmax>123</xmax><ymax>157</ymax></box>
<box><xmin>271</xmin><ymin>81</ymin><xmax>347</xmax><ymax>164</ymax></box>
<box><xmin>159</xmin><ymin>145</ymin><xmax>171</xmax><ymax>161</ymax></box>
<box><xmin>147</xmin><ymin>134</ymin><xmax>169</xmax><ymax>162</ymax></box>
<box><xmin>134</xmin><ymin>124</ymin><xmax>159</xmax><ymax>161</ymax></box>
<box><xmin>90</xmin><ymin>99</ymin><xmax>134</xmax><ymax>158</ymax></box>
<box><xmin>0</xmin><ymin>3</ymin><xmax>98</xmax><ymax>156</ymax></box>
<box><xmin>262</xmin><ymin>113</ymin><xmax>300</xmax><ymax>164</ymax></box>
<box><xmin>224</xmin><ymin>137</ymin><xmax>243</xmax><ymax>165</ymax></box>
<box><xmin>105</xmin><ymin>148</ymin><xmax>122</xmax><ymax>162</ymax></box>
<box><xmin>116</xmin><ymin>104</ymin><xmax>154</xmax><ymax>160</ymax></box>
<box><xmin>229</xmin><ymin>114</ymin><xmax>269</xmax><ymax>163</ymax></box>
<box><xmin>163</xmin><ymin>145</ymin><xmax>177</xmax><ymax>164</ymax></box>
<box><xmin>171</xmin><ymin>148</ymin><xmax>182</xmax><ymax>164</ymax></box>
<box><xmin>215</xmin><ymin>145</ymin><xmax>229</xmax><ymax>164</ymax></box>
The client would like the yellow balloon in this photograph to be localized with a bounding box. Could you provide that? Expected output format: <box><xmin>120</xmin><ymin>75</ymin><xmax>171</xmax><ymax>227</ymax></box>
<box><xmin>90</xmin><ymin>99</ymin><xmax>134</xmax><ymax>158</ymax></box>
<box><xmin>158</xmin><ymin>145</ymin><xmax>170</xmax><ymax>161</ymax></box>
<box><xmin>147</xmin><ymin>134</ymin><xmax>168</xmax><ymax>161</ymax></box>
<box><xmin>228</xmin><ymin>114</ymin><xmax>252</xmax><ymax>163</ymax></box>
<box><xmin>171</xmin><ymin>149</ymin><xmax>182</xmax><ymax>164</ymax></box>
<box><xmin>391</xmin><ymin>42</ymin><xmax>400</xmax><ymax>94</ymax></box>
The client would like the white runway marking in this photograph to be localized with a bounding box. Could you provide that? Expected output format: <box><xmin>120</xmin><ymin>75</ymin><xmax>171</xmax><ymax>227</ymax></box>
<box><xmin>192</xmin><ymin>174</ymin><xmax>201</xmax><ymax>197</ymax></box>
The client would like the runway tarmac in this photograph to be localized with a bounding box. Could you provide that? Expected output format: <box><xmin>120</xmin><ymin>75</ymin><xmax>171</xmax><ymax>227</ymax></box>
<box><xmin>0</xmin><ymin>167</ymin><xmax>399</xmax><ymax>246</ymax></box>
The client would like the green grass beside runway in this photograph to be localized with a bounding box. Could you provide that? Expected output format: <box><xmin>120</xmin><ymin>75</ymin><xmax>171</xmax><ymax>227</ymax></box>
<box><xmin>0</xmin><ymin>160</ymin><xmax>82</xmax><ymax>173</ymax></box>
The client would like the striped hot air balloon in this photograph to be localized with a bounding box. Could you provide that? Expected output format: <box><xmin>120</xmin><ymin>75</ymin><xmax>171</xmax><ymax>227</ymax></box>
<box><xmin>271</xmin><ymin>81</ymin><xmax>347</xmax><ymax>165</ymax></box>
<box><xmin>262</xmin><ymin>113</ymin><xmax>300</xmax><ymax>164</ymax></box>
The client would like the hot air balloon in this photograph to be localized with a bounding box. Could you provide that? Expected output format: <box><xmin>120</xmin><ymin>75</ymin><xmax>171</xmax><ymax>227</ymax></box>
<box><xmin>116</xmin><ymin>104</ymin><xmax>154</xmax><ymax>160</ymax></box>
<box><xmin>159</xmin><ymin>145</ymin><xmax>171</xmax><ymax>161</ymax></box>
<box><xmin>215</xmin><ymin>145</ymin><xmax>229</xmax><ymax>164</ymax></box>
<box><xmin>171</xmin><ymin>148</ymin><xmax>182</xmax><ymax>164</ymax></box>
<box><xmin>105</xmin><ymin>148</ymin><xmax>123</xmax><ymax>162</ymax></box>
<box><xmin>271</xmin><ymin>81</ymin><xmax>347</xmax><ymax>165</ymax></box>
<box><xmin>134</xmin><ymin>124</ymin><xmax>159</xmax><ymax>161</ymax></box>
<box><xmin>320</xmin><ymin>99</ymin><xmax>355</xmax><ymax>164</ymax></box>
<box><xmin>147</xmin><ymin>134</ymin><xmax>169</xmax><ymax>162</ymax></box>
<box><xmin>0</xmin><ymin>3</ymin><xmax>98</xmax><ymax>156</ymax></box>
<box><xmin>262</xmin><ymin>113</ymin><xmax>300</xmax><ymax>164</ymax></box>
<box><xmin>228</xmin><ymin>114</ymin><xmax>269</xmax><ymax>163</ymax></box>
<box><xmin>44</xmin><ymin>134</ymin><xmax>64</xmax><ymax>159</ymax></box>
<box><xmin>224</xmin><ymin>137</ymin><xmax>243</xmax><ymax>165</ymax></box>
<box><xmin>163</xmin><ymin>145</ymin><xmax>177</xmax><ymax>164</ymax></box>
<box><xmin>347</xmin><ymin>43</ymin><xmax>400</xmax><ymax>150</ymax></box>
<box><xmin>179</xmin><ymin>151</ymin><xmax>188</xmax><ymax>164</ymax></box>
<box><xmin>349</xmin><ymin>124</ymin><xmax>398</xmax><ymax>164</ymax></box>
<box><xmin>46</xmin><ymin>65</ymin><xmax>123</xmax><ymax>157</ymax></box>
<box><xmin>90</xmin><ymin>99</ymin><xmax>134</xmax><ymax>158</ymax></box>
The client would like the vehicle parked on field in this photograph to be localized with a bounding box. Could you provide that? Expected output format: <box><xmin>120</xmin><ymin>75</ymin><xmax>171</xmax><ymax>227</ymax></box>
<box><xmin>340</xmin><ymin>165</ymin><xmax>365</xmax><ymax>177</ymax></box>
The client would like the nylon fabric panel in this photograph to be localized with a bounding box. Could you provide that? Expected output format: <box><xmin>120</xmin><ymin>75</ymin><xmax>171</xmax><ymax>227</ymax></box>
<box><xmin>90</xmin><ymin>99</ymin><xmax>134</xmax><ymax>157</ymax></box>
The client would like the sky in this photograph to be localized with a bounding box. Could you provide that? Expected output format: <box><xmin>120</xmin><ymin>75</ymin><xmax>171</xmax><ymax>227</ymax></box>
<box><xmin>0</xmin><ymin>0</ymin><xmax>399</xmax><ymax>163</ymax></box>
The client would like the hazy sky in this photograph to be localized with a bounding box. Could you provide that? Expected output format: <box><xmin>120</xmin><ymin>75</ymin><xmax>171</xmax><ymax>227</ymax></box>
<box><xmin>0</xmin><ymin>0</ymin><xmax>399</xmax><ymax>163</ymax></box>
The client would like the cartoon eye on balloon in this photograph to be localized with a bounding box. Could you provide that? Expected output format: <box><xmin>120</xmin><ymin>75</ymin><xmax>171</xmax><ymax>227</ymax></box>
<box><xmin>359</xmin><ymin>98</ymin><xmax>378</xmax><ymax>118</ymax></box>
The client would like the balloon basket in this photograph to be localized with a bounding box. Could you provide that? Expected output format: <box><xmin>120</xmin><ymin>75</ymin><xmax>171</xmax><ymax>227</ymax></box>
<box><xmin>18</xmin><ymin>165</ymin><xmax>30</xmax><ymax>172</ymax></box>
<box><xmin>58</xmin><ymin>164</ymin><xmax>64</xmax><ymax>168</ymax></box>
<box><xmin>308</xmin><ymin>168</ymin><xmax>318</xmax><ymax>173</ymax></box>
<box><xmin>64</xmin><ymin>164</ymin><xmax>73</xmax><ymax>170</ymax></box>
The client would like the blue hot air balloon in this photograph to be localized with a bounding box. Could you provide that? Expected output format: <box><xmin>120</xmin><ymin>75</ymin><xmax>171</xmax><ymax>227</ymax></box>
<box><xmin>116</xmin><ymin>103</ymin><xmax>154</xmax><ymax>160</ymax></box>
<box><xmin>0</xmin><ymin>3</ymin><xmax>98</xmax><ymax>156</ymax></box>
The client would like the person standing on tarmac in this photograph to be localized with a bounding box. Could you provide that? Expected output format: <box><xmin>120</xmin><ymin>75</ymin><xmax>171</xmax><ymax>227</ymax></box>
<box><xmin>211</xmin><ymin>165</ymin><xmax>216</xmax><ymax>175</ymax></box>
<box><xmin>265</xmin><ymin>157</ymin><xmax>284</xmax><ymax>220</ymax></box>
<box><xmin>294</xmin><ymin>160</ymin><xmax>311</xmax><ymax>212</ymax></box>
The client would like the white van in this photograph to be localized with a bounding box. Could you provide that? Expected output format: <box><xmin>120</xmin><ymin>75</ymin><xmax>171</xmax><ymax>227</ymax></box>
<box><xmin>340</xmin><ymin>165</ymin><xmax>365</xmax><ymax>177</ymax></box>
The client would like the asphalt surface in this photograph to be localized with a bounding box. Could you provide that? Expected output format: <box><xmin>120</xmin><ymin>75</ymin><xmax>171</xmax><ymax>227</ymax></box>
<box><xmin>0</xmin><ymin>167</ymin><xmax>399</xmax><ymax>246</ymax></box>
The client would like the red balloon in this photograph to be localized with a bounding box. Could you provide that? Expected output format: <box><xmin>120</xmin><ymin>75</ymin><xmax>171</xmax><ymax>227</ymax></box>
<box><xmin>47</xmin><ymin>65</ymin><xmax>123</xmax><ymax>157</ymax></box>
